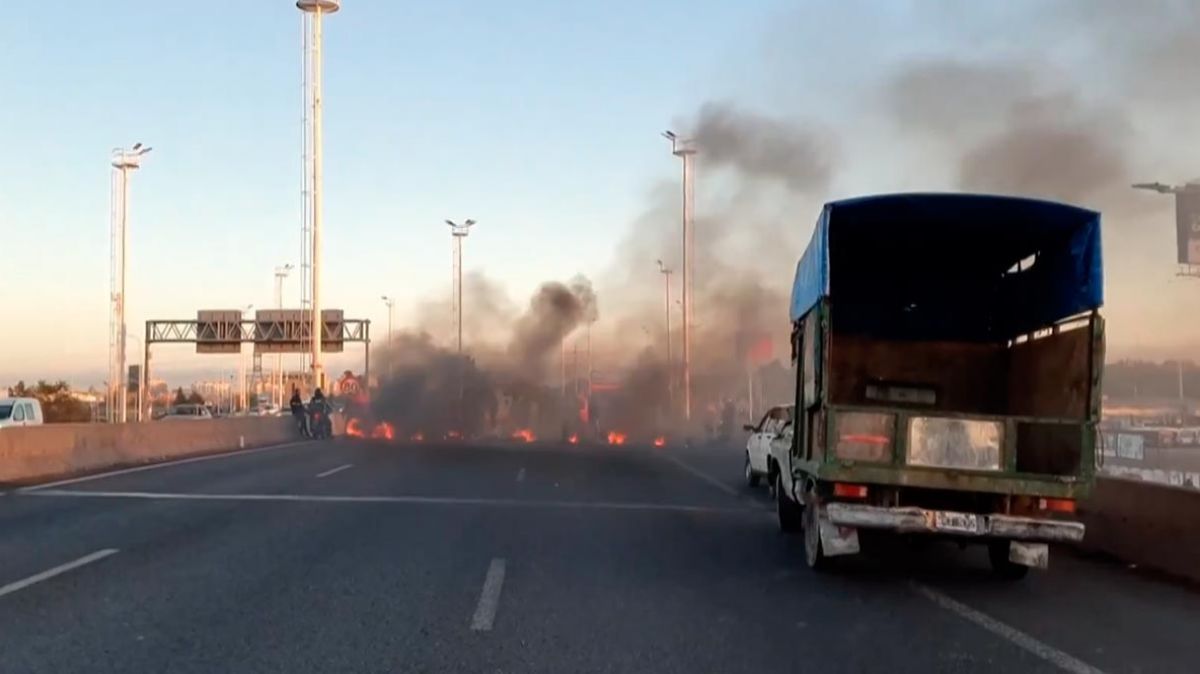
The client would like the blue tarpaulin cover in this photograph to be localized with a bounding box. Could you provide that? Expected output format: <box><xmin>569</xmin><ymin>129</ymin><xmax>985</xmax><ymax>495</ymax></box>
<box><xmin>789</xmin><ymin>193</ymin><xmax>1103</xmax><ymax>340</ymax></box>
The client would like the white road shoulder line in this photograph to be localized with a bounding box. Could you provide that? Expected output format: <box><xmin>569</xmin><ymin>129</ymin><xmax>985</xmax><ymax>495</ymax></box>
<box><xmin>316</xmin><ymin>464</ymin><xmax>354</xmax><ymax>478</ymax></box>
<box><xmin>912</xmin><ymin>583</ymin><xmax>1106</xmax><ymax>674</ymax></box>
<box><xmin>0</xmin><ymin>549</ymin><xmax>120</xmax><ymax>599</ymax></box>
<box><xmin>24</xmin><ymin>489</ymin><xmax>756</xmax><ymax>515</ymax></box>
<box><xmin>515</xmin><ymin>467</ymin><xmax>526</xmax><ymax>482</ymax></box>
<box><xmin>661</xmin><ymin>454</ymin><xmax>740</xmax><ymax>497</ymax></box>
<box><xmin>21</xmin><ymin>440</ymin><xmax>316</xmax><ymax>492</ymax></box>
<box><xmin>471</xmin><ymin>558</ymin><xmax>507</xmax><ymax>631</ymax></box>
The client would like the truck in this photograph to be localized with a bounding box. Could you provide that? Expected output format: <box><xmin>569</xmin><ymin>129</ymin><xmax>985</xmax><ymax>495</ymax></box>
<box><xmin>769</xmin><ymin>193</ymin><xmax>1103</xmax><ymax>578</ymax></box>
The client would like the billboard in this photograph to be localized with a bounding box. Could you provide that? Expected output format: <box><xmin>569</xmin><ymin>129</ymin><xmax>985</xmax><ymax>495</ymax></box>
<box><xmin>1176</xmin><ymin>186</ymin><xmax>1200</xmax><ymax>264</ymax></box>
<box><xmin>253</xmin><ymin>309</ymin><xmax>344</xmax><ymax>353</ymax></box>
<box><xmin>196</xmin><ymin>310</ymin><xmax>244</xmax><ymax>354</ymax></box>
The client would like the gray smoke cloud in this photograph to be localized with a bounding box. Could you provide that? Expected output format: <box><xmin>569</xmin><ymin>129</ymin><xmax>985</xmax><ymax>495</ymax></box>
<box><xmin>694</xmin><ymin>101</ymin><xmax>836</xmax><ymax>194</ymax></box>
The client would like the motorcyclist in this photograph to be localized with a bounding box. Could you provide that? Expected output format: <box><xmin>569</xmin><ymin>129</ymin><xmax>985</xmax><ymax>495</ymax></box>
<box><xmin>289</xmin><ymin>389</ymin><xmax>308</xmax><ymax>436</ymax></box>
<box><xmin>308</xmin><ymin>388</ymin><xmax>331</xmax><ymax>438</ymax></box>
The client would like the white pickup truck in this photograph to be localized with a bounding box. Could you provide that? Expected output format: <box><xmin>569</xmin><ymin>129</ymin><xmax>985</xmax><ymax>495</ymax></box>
<box><xmin>742</xmin><ymin>405</ymin><xmax>793</xmax><ymax>487</ymax></box>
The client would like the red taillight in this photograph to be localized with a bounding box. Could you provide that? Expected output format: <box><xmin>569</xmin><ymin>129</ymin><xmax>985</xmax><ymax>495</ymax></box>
<box><xmin>840</xmin><ymin>434</ymin><xmax>889</xmax><ymax>445</ymax></box>
<box><xmin>1038</xmin><ymin>498</ymin><xmax>1076</xmax><ymax>514</ymax></box>
<box><xmin>833</xmin><ymin>483</ymin><xmax>869</xmax><ymax>499</ymax></box>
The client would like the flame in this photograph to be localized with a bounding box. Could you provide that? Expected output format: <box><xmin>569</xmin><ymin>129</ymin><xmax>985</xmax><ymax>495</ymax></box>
<box><xmin>512</xmin><ymin>428</ymin><xmax>536</xmax><ymax>443</ymax></box>
<box><xmin>411</xmin><ymin>431</ymin><xmax>425</xmax><ymax>443</ymax></box>
<box><xmin>371</xmin><ymin>421</ymin><xmax>394</xmax><ymax>440</ymax></box>
<box><xmin>653</xmin><ymin>436</ymin><xmax>666</xmax><ymax>447</ymax></box>
<box><xmin>607</xmin><ymin>431</ymin><xmax>627</xmax><ymax>446</ymax></box>
<box><xmin>346</xmin><ymin>418</ymin><xmax>365</xmax><ymax>438</ymax></box>
<box><xmin>568</xmin><ymin>433</ymin><xmax>579</xmax><ymax>445</ymax></box>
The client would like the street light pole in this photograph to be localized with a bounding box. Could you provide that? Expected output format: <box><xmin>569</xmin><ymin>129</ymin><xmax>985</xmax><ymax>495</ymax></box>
<box><xmin>240</xmin><ymin>304</ymin><xmax>253</xmax><ymax>412</ymax></box>
<box><xmin>445</xmin><ymin>219</ymin><xmax>476</xmax><ymax>354</ymax></box>
<box><xmin>109</xmin><ymin>143</ymin><xmax>151</xmax><ymax>423</ymax></box>
<box><xmin>297</xmin><ymin>0</ymin><xmax>340</xmax><ymax>393</ymax></box>
<box><xmin>380</xmin><ymin>295</ymin><xmax>395</xmax><ymax>346</ymax></box>
<box><xmin>657</xmin><ymin>259</ymin><xmax>674</xmax><ymax>413</ymax></box>
<box><xmin>663</xmin><ymin>130</ymin><xmax>696</xmax><ymax>422</ymax></box>
<box><xmin>274</xmin><ymin>264</ymin><xmax>293</xmax><ymax>407</ymax></box>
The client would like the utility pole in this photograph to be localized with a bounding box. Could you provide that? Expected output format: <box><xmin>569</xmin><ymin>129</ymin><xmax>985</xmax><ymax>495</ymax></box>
<box><xmin>380</xmin><ymin>295</ymin><xmax>395</xmax><ymax>347</ymax></box>
<box><xmin>298</xmin><ymin>0</ymin><xmax>340</xmax><ymax>392</ymax></box>
<box><xmin>274</xmin><ymin>264</ymin><xmax>293</xmax><ymax>407</ymax></box>
<box><xmin>656</xmin><ymin>259</ymin><xmax>674</xmax><ymax>413</ymax></box>
<box><xmin>109</xmin><ymin>143</ymin><xmax>151</xmax><ymax>423</ymax></box>
<box><xmin>663</xmin><ymin>130</ymin><xmax>696</xmax><ymax>421</ymax></box>
<box><xmin>445</xmin><ymin>219</ymin><xmax>476</xmax><ymax>354</ymax></box>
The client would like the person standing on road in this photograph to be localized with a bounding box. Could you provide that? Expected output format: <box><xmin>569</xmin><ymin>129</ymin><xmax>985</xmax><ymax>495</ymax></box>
<box><xmin>289</xmin><ymin>388</ymin><xmax>308</xmax><ymax>437</ymax></box>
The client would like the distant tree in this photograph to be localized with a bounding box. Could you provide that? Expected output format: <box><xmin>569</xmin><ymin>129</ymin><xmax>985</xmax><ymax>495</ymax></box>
<box><xmin>186</xmin><ymin>391</ymin><xmax>205</xmax><ymax>405</ymax></box>
<box><xmin>20</xmin><ymin>380</ymin><xmax>92</xmax><ymax>423</ymax></box>
<box><xmin>173</xmin><ymin>387</ymin><xmax>188</xmax><ymax>406</ymax></box>
<box><xmin>7</xmin><ymin>380</ymin><xmax>30</xmax><ymax>398</ymax></box>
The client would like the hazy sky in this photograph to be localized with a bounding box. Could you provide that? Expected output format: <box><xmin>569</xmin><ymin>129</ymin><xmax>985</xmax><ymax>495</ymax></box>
<box><xmin>3</xmin><ymin>0</ymin><xmax>1198</xmax><ymax>386</ymax></box>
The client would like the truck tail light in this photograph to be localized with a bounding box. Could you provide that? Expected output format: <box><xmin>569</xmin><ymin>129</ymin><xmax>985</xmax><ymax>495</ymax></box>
<box><xmin>834</xmin><ymin>412</ymin><xmax>895</xmax><ymax>463</ymax></box>
<box><xmin>1038</xmin><ymin>498</ymin><xmax>1076</xmax><ymax>514</ymax></box>
<box><xmin>833</xmin><ymin>483</ymin><xmax>869</xmax><ymax>499</ymax></box>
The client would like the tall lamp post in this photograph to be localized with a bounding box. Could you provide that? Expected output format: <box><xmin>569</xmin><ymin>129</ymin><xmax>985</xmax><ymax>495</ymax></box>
<box><xmin>297</xmin><ymin>0</ymin><xmax>340</xmax><ymax>392</ymax></box>
<box><xmin>274</xmin><ymin>264</ymin><xmax>293</xmax><ymax>406</ymax></box>
<box><xmin>239</xmin><ymin>304</ymin><xmax>253</xmax><ymax>412</ymax></box>
<box><xmin>656</xmin><ymin>259</ymin><xmax>674</xmax><ymax>413</ymax></box>
<box><xmin>109</xmin><ymin>142</ymin><xmax>152</xmax><ymax>423</ymax></box>
<box><xmin>663</xmin><ymin>130</ymin><xmax>696</xmax><ymax>422</ymax></box>
<box><xmin>445</xmin><ymin>219</ymin><xmax>476</xmax><ymax>354</ymax></box>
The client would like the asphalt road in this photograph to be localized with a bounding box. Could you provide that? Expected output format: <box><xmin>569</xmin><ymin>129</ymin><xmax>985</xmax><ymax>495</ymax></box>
<box><xmin>1</xmin><ymin>438</ymin><xmax>1199</xmax><ymax>673</ymax></box>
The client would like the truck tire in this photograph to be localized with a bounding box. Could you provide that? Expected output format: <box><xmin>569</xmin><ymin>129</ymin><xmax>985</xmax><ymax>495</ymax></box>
<box><xmin>802</xmin><ymin>494</ymin><xmax>829</xmax><ymax>570</ymax></box>
<box><xmin>987</xmin><ymin>541</ymin><xmax>1029</xmax><ymax>580</ymax></box>
<box><xmin>744</xmin><ymin>453</ymin><xmax>761</xmax><ymax>488</ymax></box>
<box><xmin>776</xmin><ymin>474</ymin><xmax>802</xmax><ymax>534</ymax></box>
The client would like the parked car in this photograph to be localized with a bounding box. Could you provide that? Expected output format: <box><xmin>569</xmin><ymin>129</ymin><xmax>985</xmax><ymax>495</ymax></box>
<box><xmin>743</xmin><ymin>405</ymin><xmax>793</xmax><ymax>487</ymax></box>
<box><xmin>0</xmin><ymin>397</ymin><xmax>45</xmax><ymax>428</ymax></box>
<box><xmin>161</xmin><ymin>404</ymin><xmax>214</xmax><ymax>420</ymax></box>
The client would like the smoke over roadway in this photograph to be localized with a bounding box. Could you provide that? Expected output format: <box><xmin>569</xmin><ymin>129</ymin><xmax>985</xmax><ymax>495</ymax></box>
<box><xmin>367</xmin><ymin>0</ymin><xmax>1200</xmax><ymax>440</ymax></box>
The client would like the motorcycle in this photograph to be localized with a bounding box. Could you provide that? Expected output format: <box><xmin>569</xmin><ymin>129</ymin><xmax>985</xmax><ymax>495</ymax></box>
<box><xmin>307</xmin><ymin>402</ymin><xmax>332</xmax><ymax>439</ymax></box>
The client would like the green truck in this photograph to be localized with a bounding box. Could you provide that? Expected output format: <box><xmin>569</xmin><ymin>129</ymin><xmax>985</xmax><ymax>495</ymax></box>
<box><xmin>769</xmin><ymin>193</ymin><xmax>1104</xmax><ymax>578</ymax></box>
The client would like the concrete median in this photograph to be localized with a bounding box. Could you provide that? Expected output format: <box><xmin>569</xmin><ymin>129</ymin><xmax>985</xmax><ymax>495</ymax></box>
<box><xmin>0</xmin><ymin>417</ymin><xmax>301</xmax><ymax>485</ymax></box>
<box><xmin>1079</xmin><ymin>477</ymin><xmax>1200</xmax><ymax>583</ymax></box>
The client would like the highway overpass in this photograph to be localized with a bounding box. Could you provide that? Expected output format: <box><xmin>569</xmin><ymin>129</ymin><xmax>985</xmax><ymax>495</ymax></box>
<box><xmin>0</xmin><ymin>424</ymin><xmax>1198</xmax><ymax>673</ymax></box>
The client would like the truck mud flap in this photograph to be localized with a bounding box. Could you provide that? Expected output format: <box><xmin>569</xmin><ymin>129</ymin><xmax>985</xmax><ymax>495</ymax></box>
<box><xmin>819</xmin><ymin>510</ymin><xmax>861</xmax><ymax>557</ymax></box>
<box><xmin>1009</xmin><ymin>541</ymin><xmax>1049</xmax><ymax>569</ymax></box>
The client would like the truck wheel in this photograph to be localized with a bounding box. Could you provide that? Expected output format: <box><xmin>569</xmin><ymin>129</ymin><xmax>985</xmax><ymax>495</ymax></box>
<box><xmin>987</xmin><ymin>541</ymin><xmax>1030</xmax><ymax>580</ymax></box>
<box><xmin>776</xmin><ymin>474</ymin><xmax>802</xmax><ymax>534</ymax></box>
<box><xmin>803</xmin><ymin>495</ymin><xmax>829</xmax><ymax>570</ymax></box>
<box><xmin>744</xmin><ymin>454</ymin><xmax>761</xmax><ymax>488</ymax></box>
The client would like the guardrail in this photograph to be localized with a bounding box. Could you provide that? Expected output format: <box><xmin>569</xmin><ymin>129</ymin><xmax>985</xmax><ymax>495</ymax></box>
<box><xmin>0</xmin><ymin>417</ymin><xmax>300</xmax><ymax>485</ymax></box>
<box><xmin>1080</xmin><ymin>476</ymin><xmax>1200</xmax><ymax>583</ymax></box>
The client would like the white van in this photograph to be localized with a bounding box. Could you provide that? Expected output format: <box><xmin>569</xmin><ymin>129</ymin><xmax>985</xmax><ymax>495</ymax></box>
<box><xmin>0</xmin><ymin>398</ymin><xmax>45</xmax><ymax>428</ymax></box>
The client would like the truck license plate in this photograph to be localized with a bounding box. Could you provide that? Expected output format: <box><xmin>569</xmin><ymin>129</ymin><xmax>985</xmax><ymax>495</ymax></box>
<box><xmin>933</xmin><ymin>511</ymin><xmax>979</xmax><ymax>534</ymax></box>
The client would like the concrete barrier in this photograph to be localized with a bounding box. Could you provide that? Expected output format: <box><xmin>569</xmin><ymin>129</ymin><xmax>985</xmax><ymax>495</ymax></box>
<box><xmin>0</xmin><ymin>417</ymin><xmax>300</xmax><ymax>485</ymax></box>
<box><xmin>1080</xmin><ymin>476</ymin><xmax>1200</xmax><ymax>583</ymax></box>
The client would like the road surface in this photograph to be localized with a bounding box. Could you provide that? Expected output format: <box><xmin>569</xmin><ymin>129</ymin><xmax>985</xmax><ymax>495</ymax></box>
<box><xmin>1</xmin><ymin>438</ymin><xmax>1198</xmax><ymax>673</ymax></box>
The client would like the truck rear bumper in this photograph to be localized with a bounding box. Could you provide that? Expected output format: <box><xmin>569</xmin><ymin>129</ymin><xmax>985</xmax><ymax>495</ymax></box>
<box><xmin>825</xmin><ymin>503</ymin><xmax>1085</xmax><ymax>543</ymax></box>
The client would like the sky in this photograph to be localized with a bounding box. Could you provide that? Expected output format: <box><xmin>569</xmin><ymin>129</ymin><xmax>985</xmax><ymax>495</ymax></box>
<box><xmin>3</xmin><ymin>0</ymin><xmax>1200</xmax><ymax>387</ymax></box>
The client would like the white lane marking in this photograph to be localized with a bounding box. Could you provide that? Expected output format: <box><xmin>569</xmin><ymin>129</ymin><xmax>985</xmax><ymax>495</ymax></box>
<box><xmin>661</xmin><ymin>454</ymin><xmax>740</xmax><ymax>497</ymax></box>
<box><xmin>20</xmin><ymin>440</ymin><xmax>317</xmax><ymax>492</ymax></box>
<box><xmin>471</xmin><ymin>558</ymin><xmax>507</xmax><ymax>631</ymax></box>
<box><xmin>25</xmin><ymin>489</ymin><xmax>755</xmax><ymax>515</ymax></box>
<box><xmin>316</xmin><ymin>464</ymin><xmax>354</xmax><ymax>478</ymax></box>
<box><xmin>0</xmin><ymin>549</ymin><xmax>120</xmax><ymax>599</ymax></box>
<box><xmin>515</xmin><ymin>467</ymin><xmax>526</xmax><ymax>482</ymax></box>
<box><xmin>912</xmin><ymin>583</ymin><xmax>1106</xmax><ymax>674</ymax></box>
